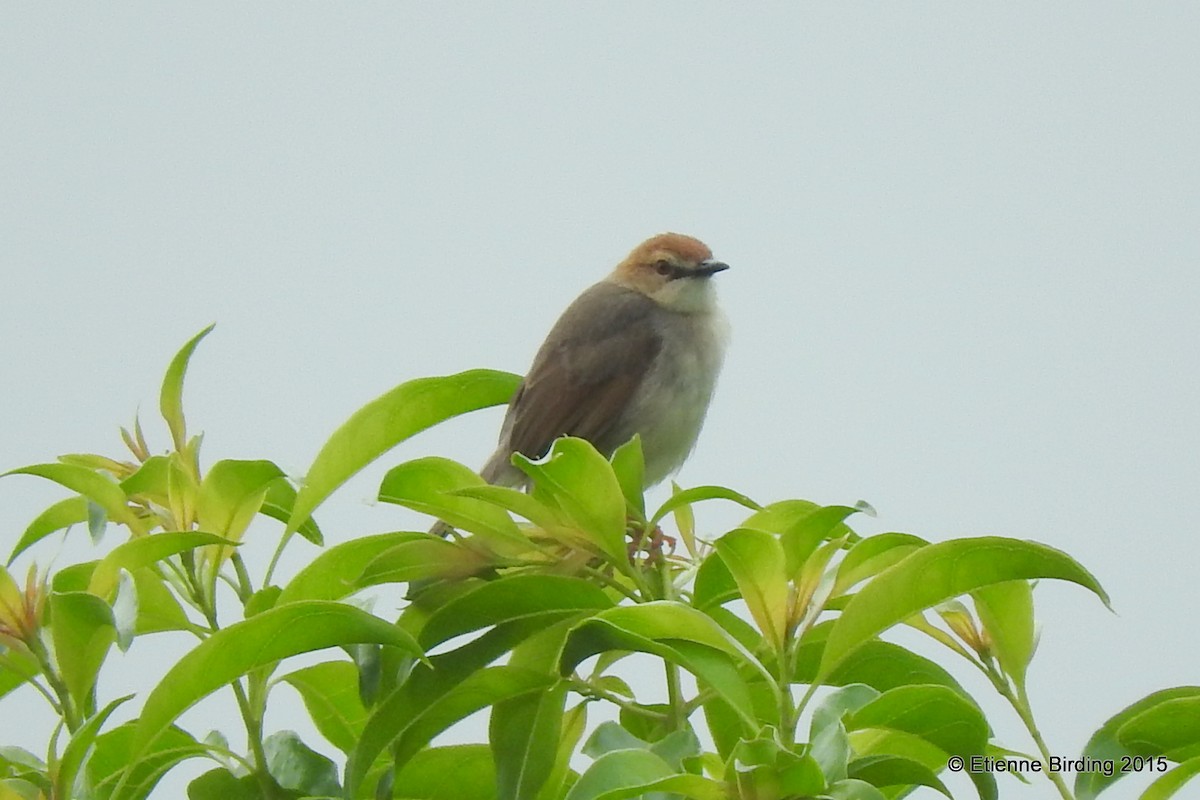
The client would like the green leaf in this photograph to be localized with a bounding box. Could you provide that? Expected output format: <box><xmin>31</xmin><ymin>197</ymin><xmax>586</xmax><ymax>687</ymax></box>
<box><xmin>54</xmin><ymin>694</ymin><xmax>132</xmax><ymax>800</ymax></box>
<box><xmin>0</xmin><ymin>565</ymin><xmax>28</xmax><ymax>631</ymax></box>
<box><xmin>243</xmin><ymin>585</ymin><xmax>281</xmax><ymax>617</ymax></box>
<box><xmin>378</xmin><ymin>457</ymin><xmax>527</xmax><ymax>552</ymax></box>
<box><xmin>513</xmin><ymin>437</ymin><xmax>627</xmax><ymax>565</ymax></box>
<box><xmin>0</xmin><ymin>778</ymin><xmax>47</xmax><ymax>800</ymax></box>
<box><xmin>279</xmin><ymin>661</ymin><xmax>368</xmax><ymax>755</ymax></box>
<box><xmin>702</xmin><ymin>686</ymin><xmax>769</xmax><ymax>761</ymax></box>
<box><xmin>973</xmin><ymin>580</ymin><xmax>1035</xmax><ymax>690</ymax></box>
<box><xmin>7</xmin><ymin>496</ymin><xmax>89</xmax><ymax>564</ymax></box>
<box><xmin>263</xmin><ymin>730</ymin><xmax>340</xmax><ymax>796</ymax></box>
<box><xmin>196</xmin><ymin>459</ymin><xmax>286</xmax><ymax>544</ymax></box>
<box><xmin>563</xmin><ymin>749</ymin><xmax>674</xmax><ymax>800</ymax></box>
<box><xmin>111</xmin><ymin>570</ymin><xmax>137</xmax><ymax>651</ymax></box>
<box><xmin>727</xmin><ymin>731</ymin><xmax>826</xmax><ymax>798</ymax></box>
<box><xmin>160</xmin><ymin>324</ymin><xmax>214</xmax><ymax>453</ymax></box>
<box><xmin>813</xmin><ymin>684</ymin><xmax>882</xmax><ymax>731</ymax></box>
<box><xmin>419</xmin><ymin>575</ymin><xmax>614</xmax><ymax>649</ymax></box>
<box><xmin>649</xmin><ymin>485</ymin><xmax>760</xmax><ymax>526</ymax></box>
<box><xmin>347</xmin><ymin>665</ymin><xmax>551</xmax><ymax>796</ymax></box>
<box><xmin>287</xmin><ymin>369</ymin><xmax>520</xmax><ymax>534</ymax></box>
<box><xmin>0</xmin><ymin>747</ymin><xmax>46</xmax><ymax>773</ymax></box>
<box><xmin>846</xmin><ymin>684</ymin><xmax>989</xmax><ymax>759</ymax></box>
<box><xmin>705</xmin><ymin>606</ymin><xmax>767</xmax><ymax>660</ymax></box>
<box><xmin>812</xmin><ymin>685</ymin><xmax>880</xmax><ymax>783</ymax></box>
<box><xmin>779</xmin><ymin>504</ymin><xmax>862</xmax><ymax>578</ymax></box>
<box><xmin>0</xmin><ymin>749</ymin><xmax>49</xmax><ymax>799</ymax></box>
<box><xmin>391</xmin><ymin>745</ymin><xmax>497</xmax><ymax>800</ymax></box>
<box><xmin>693</xmin><ymin>550</ymin><xmax>738</xmax><ymax>610</ymax></box>
<box><xmin>166</xmin><ymin>454</ymin><xmax>198</xmax><ymax>533</ymax></box>
<box><xmin>349</xmin><ymin>639</ymin><xmax>384</xmax><ymax>707</ymax></box>
<box><xmin>982</xmin><ymin>743</ymin><xmax>1039</xmax><ymax>785</ymax></box>
<box><xmin>88</xmin><ymin>531</ymin><xmax>235</xmax><ymax>597</ymax></box>
<box><xmin>795</xmin><ymin>621</ymin><xmax>969</xmax><ymax>698</ymax></box>
<box><xmin>130</xmin><ymin>601</ymin><xmax>423</xmax><ymax>753</ymax></box>
<box><xmin>3</xmin><ymin>464</ymin><xmax>141</xmax><ymax>532</ymax></box>
<box><xmin>847</xmin><ymin>754</ymin><xmax>951</xmax><ymax>797</ymax></box>
<box><xmin>646</xmin><ymin>729</ymin><xmax>702</xmax><ymax>769</ymax></box>
<box><xmin>451</xmin><ymin>484</ymin><xmax>565</xmax><ymax>532</ymax></box>
<box><xmin>581</xmin><ymin>770</ymin><xmax>726</xmax><ymax>800</ymax></box>
<box><xmin>87</xmin><ymin>500</ymin><xmax>108</xmax><ymax>544</ymax></box>
<box><xmin>609</xmin><ymin>436</ymin><xmax>646</xmax><ymax>517</ymax></box>
<box><xmin>819</xmin><ymin>536</ymin><xmax>1110</xmax><ymax>681</ymax></box>
<box><xmin>560</xmin><ymin>602</ymin><xmax>759</xmax><ymax>670</ymax></box>
<box><xmin>669</xmin><ymin>482</ymin><xmax>698</xmax><ymax>558</ymax></box>
<box><xmin>825</xmin><ymin>778</ymin><xmax>889</xmax><ymax>800</ymax></box>
<box><xmin>119</xmin><ymin>456</ymin><xmax>170</xmax><ymax>499</ymax></box>
<box><xmin>277</xmin><ymin>532</ymin><xmax>425</xmax><ymax>605</ymax></box>
<box><xmin>345</xmin><ymin>618</ymin><xmax>546</xmax><ymax>794</ymax></box>
<box><xmin>1076</xmin><ymin>687</ymin><xmax>1200</xmax><ymax>800</ymax></box>
<box><xmin>537</xmin><ymin>702</ymin><xmax>588</xmax><ymax>800</ymax></box>
<box><xmin>0</xmin><ymin>646</ymin><xmax>41</xmax><ymax>702</ymax></box>
<box><xmin>491</xmin><ymin>681</ymin><xmax>568</xmax><ymax>800</ymax></box>
<box><xmin>57</xmin><ymin>453</ymin><xmax>129</xmax><ymax>474</ymax></box>
<box><xmin>51</xmin><ymin>561</ymin><xmax>95</xmax><ymax>592</ymax></box>
<box><xmin>1119</xmin><ymin>697</ymin><xmax>1200</xmax><ymax>760</ymax></box>
<box><xmin>1141</xmin><ymin>756</ymin><xmax>1200</xmax><ymax>800</ymax></box>
<box><xmin>186</xmin><ymin>768</ymin><xmax>259</xmax><ymax>800</ymax></box>
<box><xmin>559</xmin><ymin>601</ymin><xmax>766</xmax><ymax>727</ymax></box>
<box><xmin>358</xmin><ymin>537</ymin><xmax>491</xmax><ymax>587</ymax></box>
<box><xmin>581</xmin><ymin>722</ymin><xmax>650</xmax><ymax>758</ymax></box>
<box><xmin>130</xmin><ymin>567</ymin><xmax>191</xmax><ymax>635</ymax></box>
<box><xmin>850</xmin><ymin>728</ymin><xmax>999</xmax><ymax>800</ymax></box>
<box><xmin>87</xmin><ymin>723</ymin><xmax>200</xmax><ymax>800</ymax></box>
<box><xmin>259</xmin><ymin>478</ymin><xmax>322</xmax><ymax>546</ymax></box>
<box><xmin>713</xmin><ymin>528</ymin><xmax>788</xmax><ymax>650</ymax></box>
<box><xmin>49</xmin><ymin>591</ymin><xmax>117</xmax><ymax>706</ymax></box>
<box><xmin>739</xmin><ymin>499</ymin><xmax>822</xmax><ymax>535</ymax></box>
<box><xmin>833</xmin><ymin>533</ymin><xmax>928</xmax><ymax>596</ymax></box>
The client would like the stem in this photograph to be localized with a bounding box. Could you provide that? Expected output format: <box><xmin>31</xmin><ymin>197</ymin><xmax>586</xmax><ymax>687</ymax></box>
<box><xmin>231</xmin><ymin>678</ymin><xmax>282</xmax><ymax>800</ymax></box>
<box><xmin>776</xmin><ymin>643</ymin><xmax>797</xmax><ymax>745</ymax></box>
<box><xmin>180</xmin><ymin>550</ymin><xmax>210</xmax><ymax>618</ymax></box>
<box><xmin>795</xmin><ymin>682</ymin><xmax>819</xmax><ymax>722</ymax></box>
<box><xmin>0</xmin><ymin>650</ymin><xmax>60</xmax><ymax>710</ymax></box>
<box><xmin>230</xmin><ymin>553</ymin><xmax>255</xmax><ymax>603</ymax></box>
<box><xmin>27</xmin><ymin>634</ymin><xmax>82</xmax><ymax>731</ymax></box>
<box><xmin>625</xmin><ymin>561</ymin><xmax>655</xmax><ymax>602</ymax></box>
<box><xmin>27</xmin><ymin>677</ymin><xmax>63</xmax><ymax>711</ymax></box>
<box><xmin>912</xmin><ymin>617</ymin><xmax>1073</xmax><ymax>799</ymax></box>
<box><xmin>664</xmin><ymin>661</ymin><xmax>686</xmax><ymax>730</ymax></box>
<box><xmin>576</xmin><ymin>565</ymin><xmax>641</xmax><ymax>601</ymax></box>
<box><xmin>263</xmin><ymin>531</ymin><xmax>293</xmax><ymax>587</ymax></box>
<box><xmin>682</xmin><ymin>686</ymin><xmax>720</xmax><ymax>717</ymax></box>
<box><xmin>1008</xmin><ymin>681</ymin><xmax>1074</xmax><ymax>800</ymax></box>
<box><xmin>655</xmin><ymin>558</ymin><xmax>688</xmax><ymax>730</ymax></box>
<box><xmin>567</xmin><ymin>676</ymin><xmax>667</xmax><ymax>720</ymax></box>
<box><xmin>984</xmin><ymin>667</ymin><xmax>1073</xmax><ymax>800</ymax></box>
<box><xmin>195</xmin><ymin>585</ymin><xmax>280</xmax><ymax>798</ymax></box>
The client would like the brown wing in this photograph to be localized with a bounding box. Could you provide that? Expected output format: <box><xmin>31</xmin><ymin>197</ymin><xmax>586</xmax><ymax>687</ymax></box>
<box><xmin>504</xmin><ymin>283</ymin><xmax>662</xmax><ymax>461</ymax></box>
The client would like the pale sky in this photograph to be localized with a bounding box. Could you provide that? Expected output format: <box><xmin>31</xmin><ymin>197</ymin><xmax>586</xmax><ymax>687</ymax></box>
<box><xmin>2</xmin><ymin>5</ymin><xmax>1198</xmax><ymax>799</ymax></box>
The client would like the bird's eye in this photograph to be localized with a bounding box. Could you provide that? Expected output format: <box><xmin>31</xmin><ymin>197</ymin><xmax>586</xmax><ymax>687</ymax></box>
<box><xmin>654</xmin><ymin>259</ymin><xmax>673</xmax><ymax>276</ymax></box>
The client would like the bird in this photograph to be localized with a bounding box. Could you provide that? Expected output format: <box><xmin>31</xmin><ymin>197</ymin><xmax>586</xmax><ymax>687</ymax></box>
<box><xmin>477</xmin><ymin>232</ymin><xmax>730</xmax><ymax>492</ymax></box>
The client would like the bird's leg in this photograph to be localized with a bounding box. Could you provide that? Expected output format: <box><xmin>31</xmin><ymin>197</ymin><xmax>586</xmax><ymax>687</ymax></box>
<box><xmin>649</xmin><ymin>526</ymin><xmax>676</xmax><ymax>558</ymax></box>
<box><xmin>625</xmin><ymin>517</ymin><xmax>675</xmax><ymax>565</ymax></box>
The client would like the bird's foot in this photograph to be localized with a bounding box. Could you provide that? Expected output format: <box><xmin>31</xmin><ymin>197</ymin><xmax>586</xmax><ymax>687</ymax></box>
<box><xmin>626</xmin><ymin>520</ymin><xmax>675</xmax><ymax>564</ymax></box>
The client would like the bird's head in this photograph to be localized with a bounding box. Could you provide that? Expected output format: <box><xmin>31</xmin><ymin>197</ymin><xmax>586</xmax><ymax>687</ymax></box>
<box><xmin>609</xmin><ymin>233</ymin><xmax>728</xmax><ymax>313</ymax></box>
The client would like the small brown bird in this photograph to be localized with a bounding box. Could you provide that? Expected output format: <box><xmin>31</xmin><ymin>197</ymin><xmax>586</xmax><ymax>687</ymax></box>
<box><xmin>479</xmin><ymin>232</ymin><xmax>729</xmax><ymax>489</ymax></box>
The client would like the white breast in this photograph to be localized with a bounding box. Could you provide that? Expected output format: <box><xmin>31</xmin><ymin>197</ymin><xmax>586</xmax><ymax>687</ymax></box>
<box><xmin>620</xmin><ymin>303</ymin><xmax>729</xmax><ymax>487</ymax></box>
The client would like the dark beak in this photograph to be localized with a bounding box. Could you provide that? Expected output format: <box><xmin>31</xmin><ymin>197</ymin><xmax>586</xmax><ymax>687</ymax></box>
<box><xmin>694</xmin><ymin>259</ymin><xmax>729</xmax><ymax>277</ymax></box>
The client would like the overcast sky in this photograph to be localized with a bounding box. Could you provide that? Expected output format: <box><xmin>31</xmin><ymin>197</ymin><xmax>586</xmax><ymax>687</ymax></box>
<box><xmin>2</xmin><ymin>5</ymin><xmax>1197</xmax><ymax>799</ymax></box>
